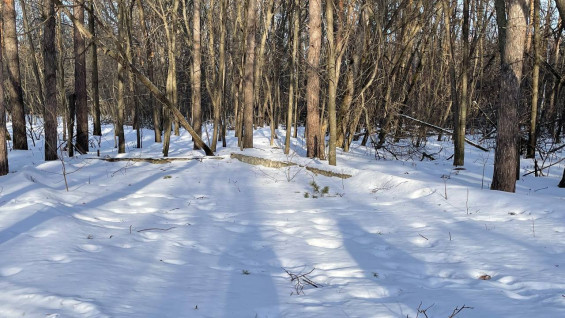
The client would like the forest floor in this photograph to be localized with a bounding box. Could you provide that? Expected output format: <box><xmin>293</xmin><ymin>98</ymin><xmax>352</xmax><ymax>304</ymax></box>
<box><xmin>0</xmin><ymin>122</ymin><xmax>564</xmax><ymax>317</ymax></box>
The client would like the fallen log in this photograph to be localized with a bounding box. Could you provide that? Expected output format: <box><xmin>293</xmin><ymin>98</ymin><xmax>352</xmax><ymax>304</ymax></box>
<box><xmin>230</xmin><ymin>153</ymin><xmax>352</xmax><ymax>179</ymax></box>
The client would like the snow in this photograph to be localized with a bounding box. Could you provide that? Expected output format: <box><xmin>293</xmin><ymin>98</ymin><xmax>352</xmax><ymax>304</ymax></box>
<box><xmin>0</xmin><ymin>122</ymin><xmax>564</xmax><ymax>317</ymax></box>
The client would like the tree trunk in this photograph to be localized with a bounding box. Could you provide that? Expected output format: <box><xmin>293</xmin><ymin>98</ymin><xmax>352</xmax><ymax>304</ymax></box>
<box><xmin>527</xmin><ymin>0</ymin><xmax>541</xmax><ymax>159</ymax></box>
<box><xmin>192</xmin><ymin>0</ymin><xmax>202</xmax><ymax>149</ymax></box>
<box><xmin>90</xmin><ymin>0</ymin><xmax>102</xmax><ymax>136</ymax></box>
<box><xmin>67</xmin><ymin>94</ymin><xmax>76</xmax><ymax>157</ymax></box>
<box><xmin>0</xmin><ymin>16</ymin><xmax>9</xmax><ymax>175</ymax></box>
<box><xmin>326</xmin><ymin>0</ymin><xmax>338</xmax><ymax>165</ymax></box>
<box><xmin>454</xmin><ymin>0</ymin><xmax>470</xmax><ymax>166</ymax></box>
<box><xmin>57</xmin><ymin>9</ymin><xmax>67</xmax><ymax>142</ymax></box>
<box><xmin>116</xmin><ymin>0</ymin><xmax>126</xmax><ymax>154</ymax></box>
<box><xmin>74</xmin><ymin>0</ymin><xmax>88</xmax><ymax>154</ymax></box>
<box><xmin>285</xmin><ymin>0</ymin><xmax>299</xmax><ymax>155</ymax></box>
<box><xmin>491</xmin><ymin>0</ymin><xmax>527</xmax><ymax>193</ymax></box>
<box><xmin>3</xmin><ymin>0</ymin><xmax>28</xmax><ymax>150</ymax></box>
<box><xmin>44</xmin><ymin>0</ymin><xmax>58</xmax><ymax>161</ymax></box>
<box><xmin>306</xmin><ymin>0</ymin><xmax>323</xmax><ymax>158</ymax></box>
<box><xmin>243</xmin><ymin>0</ymin><xmax>257</xmax><ymax>149</ymax></box>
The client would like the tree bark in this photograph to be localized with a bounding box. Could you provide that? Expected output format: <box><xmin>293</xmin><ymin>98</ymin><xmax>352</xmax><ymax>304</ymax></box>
<box><xmin>193</xmin><ymin>0</ymin><xmax>202</xmax><ymax>149</ymax></box>
<box><xmin>116</xmin><ymin>0</ymin><xmax>126</xmax><ymax>154</ymax></box>
<box><xmin>454</xmin><ymin>0</ymin><xmax>470</xmax><ymax>166</ymax></box>
<box><xmin>3</xmin><ymin>0</ymin><xmax>28</xmax><ymax>150</ymax></box>
<box><xmin>44</xmin><ymin>0</ymin><xmax>58</xmax><ymax>161</ymax></box>
<box><xmin>285</xmin><ymin>0</ymin><xmax>299</xmax><ymax>155</ymax></box>
<box><xmin>90</xmin><ymin>0</ymin><xmax>102</xmax><ymax>136</ymax></box>
<box><xmin>306</xmin><ymin>0</ymin><xmax>324</xmax><ymax>158</ymax></box>
<box><xmin>74</xmin><ymin>0</ymin><xmax>88</xmax><ymax>154</ymax></box>
<box><xmin>527</xmin><ymin>0</ymin><xmax>540</xmax><ymax>158</ymax></box>
<box><xmin>491</xmin><ymin>0</ymin><xmax>528</xmax><ymax>193</ymax></box>
<box><xmin>243</xmin><ymin>0</ymin><xmax>257</xmax><ymax>148</ymax></box>
<box><xmin>0</xmin><ymin>15</ymin><xmax>9</xmax><ymax>175</ymax></box>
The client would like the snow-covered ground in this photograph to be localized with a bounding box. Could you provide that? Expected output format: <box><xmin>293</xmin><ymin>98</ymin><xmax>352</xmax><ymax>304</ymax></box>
<box><xmin>0</xmin><ymin>122</ymin><xmax>564</xmax><ymax>317</ymax></box>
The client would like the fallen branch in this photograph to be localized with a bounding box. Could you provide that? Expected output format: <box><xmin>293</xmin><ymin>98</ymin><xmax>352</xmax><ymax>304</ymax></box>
<box><xmin>523</xmin><ymin>157</ymin><xmax>565</xmax><ymax>176</ymax></box>
<box><xmin>137</xmin><ymin>227</ymin><xmax>176</xmax><ymax>233</ymax></box>
<box><xmin>85</xmin><ymin>157</ymin><xmax>223</xmax><ymax>164</ymax></box>
<box><xmin>399</xmin><ymin>114</ymin><xmax>489</xmax><ymax>152</ymax></box>
<box><xmin>283</xmin><ymin>267</ymin><xmax>320</xmax><ymax>295</ymax></box>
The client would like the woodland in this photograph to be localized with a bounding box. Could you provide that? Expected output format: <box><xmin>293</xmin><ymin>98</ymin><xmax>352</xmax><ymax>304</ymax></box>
<box><xmin>1</xmin><ymin>0</ymin><xmax>565</xmax><ymax>193</ymax></box>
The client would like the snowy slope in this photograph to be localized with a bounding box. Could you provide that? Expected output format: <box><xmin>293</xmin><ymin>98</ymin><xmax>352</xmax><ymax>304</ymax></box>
<box><xmin>0</xmin><ymin>123</ymin><xmax>564</xmax><ymax>318</ymax></box>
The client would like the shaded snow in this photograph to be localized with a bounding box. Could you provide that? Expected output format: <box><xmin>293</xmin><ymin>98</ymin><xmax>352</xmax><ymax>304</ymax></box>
<box><xmin>0</xmin><ymin>122</ymin><xmax>564</xmax><ymax>317</ymax></box>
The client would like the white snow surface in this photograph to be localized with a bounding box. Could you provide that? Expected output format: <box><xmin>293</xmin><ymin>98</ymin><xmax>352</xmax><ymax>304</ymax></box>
<box><xmin>0</xmin><ymin>122</ymin><xmax>564</xmax><ymax>318</ymax></box>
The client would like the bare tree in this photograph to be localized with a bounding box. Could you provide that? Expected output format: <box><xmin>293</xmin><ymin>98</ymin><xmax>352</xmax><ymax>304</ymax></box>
<box><xmin>3</xmin><ymin>0</ymin><xmax>28</xmax><ymax>150</ymax></box>
<box><xmin>0</xmin><ymin>10</ymin><xmax>9</xmax><ymax>175</ymax></box>
<box><xmin>90</xmin><ymin>0</ymin><xmax>102</xmax><ymax>136</ymax></box>
<box><xmin>491</xmin><ymin>0</ymin><xmax>528</xmax><ymax>192</ymax></box>
<box><xmin>193</xmin><ymin>0</ymin><xmax>202</xmax><ymax>149</ymax></box>
<box><xmin>306</xmin><ymin>0</ymin><xmax>323</xmax><ymax>158</ymax></box>
<box><xmin>44</xmin><ymin>0</ymin><xmax>58</xmax><ymax>161</ymax></box>
<box><xmin>243</xmin><ymin>0</ymin><xmax>257</xmax><ymax>148</ymax></box>
<box><xmin>74</xmin><ymin>0</ymin><xmax>88</xmax><ymax>154</ymax></box>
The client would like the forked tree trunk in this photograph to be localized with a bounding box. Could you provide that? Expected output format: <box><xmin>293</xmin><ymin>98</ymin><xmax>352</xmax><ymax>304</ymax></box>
<box><xmin>491</xmin><ymin>0</ymin><xmax>527</xmax><ymax>193</ymax></box>
<box><xmin>43</xmin><ymin>0</ymin><xmax>58</xmax><ymax>161</ymax></box>
<box><xmin>3</xmin><ymin>0</ymin><xmax>28</xmax><ymax>150</ymax></box>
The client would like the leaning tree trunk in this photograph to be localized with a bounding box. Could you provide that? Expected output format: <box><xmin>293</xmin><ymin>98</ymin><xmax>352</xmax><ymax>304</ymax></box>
<box><xmin>43</xmin><ymin>0</ymin><xmax>58</xmax><ymax>161</ymax></box>
<box><xmin>3</xmin><ymin>0</ymin><xmax>28</xmax><ymax>150</ymax></box>
<box><xmin>306</xmin><ymin>0</ymin><xmax>324</xmax><ymax>158</ymax></box>
<box><xmin>0</xmin><ymin>16</ymin><xmax>9</xmax><ymax>175</ymax></box>
<box><xmin>491</xmin><ymin>0</ymin><xmax>527</xmax><ymax>193</ymax></box>
<box><xmin>74</xmin><ymin>0</ymin><xmax>88</xmax><ymax>154</ymax></box>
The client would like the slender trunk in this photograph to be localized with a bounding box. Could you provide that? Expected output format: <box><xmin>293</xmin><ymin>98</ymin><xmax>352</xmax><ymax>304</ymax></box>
<box><xmin>57</xmin><ymin>10</ymin><xmax>67</xmax><ymax>142</ymax></box>
<box><xmin>326</xmin><ymin>0</ymin><xmax>338</xmax><ymax>165</ymax></box>
<box><xmin>528</xmin><ymin>0</ymin><xmax>541</xmax><ymax>158</ymax></box>
<box><xmin>90</xmin><ymin>0</ymin><xmax>102</xmax><ymax>136</ymax></box>
<box><xmin>3</xmin><ymin>0</ymin><xmax>28</xmax><ymax>150</ymax></box>
<box><xmin>0</xmin><ymin>16</ymin><xmax>9</xmax><ymax>175</ymax></box>
<box><xmin>116</xmin><ymin>0</ymin><xmax>126</xmax><ymax>153</ymax></box>
<box><xmin>44</xmin><ymin>0</ymin><xmax>58</xmax><ymax>161</ymax></box>
<box><xmin>67</xmin><ymin>94</ymin><xmax>76</xmax><ymax>157</ymax></box>
<box><xmin>243</xmin><ymin>0</ymin><xmax>257</xmax><ymax>148</ymax></box>
<box><xmin>454</xmin><ymin>0</ymin><xmax>470</xmax><ymax>166</ymax></box>
<box><xmin>285</xmin><ymin>0</ymin><xmax>299</xmax><ymax>154</ymax></box>
<box><xmin>74</xmin><ymin>0</ymin><xmax>88</xmax><ymax>154</ymax></box>
<box><xmin>193</xmin><ymin>0</ymin><xmax>202</xmax><ymax>149</ymax></box>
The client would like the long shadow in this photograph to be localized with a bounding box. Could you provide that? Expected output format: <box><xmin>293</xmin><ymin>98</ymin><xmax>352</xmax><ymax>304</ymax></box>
<box><xmin>337</xmin><ymin>217</ymin><xmax>500</xmax><ymax>317</ymax></box>
<box><xmin>214</xmin><ymin>164</ymin><xmax>281</xmax><ymax>317</ymax></box>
